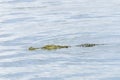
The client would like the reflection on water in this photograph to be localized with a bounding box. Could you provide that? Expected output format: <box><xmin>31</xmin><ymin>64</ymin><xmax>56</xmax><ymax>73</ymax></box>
<box><xmin>0</xmin><ymin>0</ymin><xmax>120</xmax><ymax>80</ymax></box>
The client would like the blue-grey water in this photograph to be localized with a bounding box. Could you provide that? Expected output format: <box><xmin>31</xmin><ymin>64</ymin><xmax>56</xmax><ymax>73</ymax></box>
<box><xmin>0</xmin><ymin>0</ymin><xmax>120</xmax><ymax>80</ymax></box>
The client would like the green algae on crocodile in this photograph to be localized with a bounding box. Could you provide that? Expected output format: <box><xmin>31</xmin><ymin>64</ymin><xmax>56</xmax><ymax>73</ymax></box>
<box><xmin>41</xmin><ymin>45</ymin><xmax>71</xmax><ymax>50</ymax></box>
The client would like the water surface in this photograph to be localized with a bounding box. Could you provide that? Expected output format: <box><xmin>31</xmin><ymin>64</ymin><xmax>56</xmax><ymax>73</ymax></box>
<box><xmin>0</xmin><ymin>0</ymin><xmax>120</xmax><ymax>80</ymax></box>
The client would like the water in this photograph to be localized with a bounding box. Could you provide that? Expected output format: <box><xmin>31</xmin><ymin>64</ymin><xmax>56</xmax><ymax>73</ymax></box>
<box><xmin>0</xmin><ymin>0</ymin><xmax>120</xmax><ymax>80</ymax></box>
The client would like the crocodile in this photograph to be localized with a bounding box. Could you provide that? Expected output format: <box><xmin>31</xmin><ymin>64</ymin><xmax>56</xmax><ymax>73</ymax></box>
<box><xmin>28</xmin><ymin>43</ymin><xmax>105</xmax><ymax>51</ymax></box>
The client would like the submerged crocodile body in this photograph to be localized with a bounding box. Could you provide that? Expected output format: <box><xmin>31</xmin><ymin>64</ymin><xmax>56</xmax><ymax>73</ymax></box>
<box><xmin>29</xmin><ymin>43</ymin><xmax>105</xmax><ymax>51</ymax></box>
